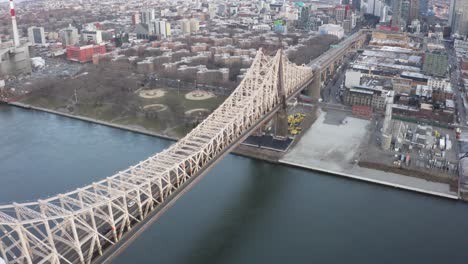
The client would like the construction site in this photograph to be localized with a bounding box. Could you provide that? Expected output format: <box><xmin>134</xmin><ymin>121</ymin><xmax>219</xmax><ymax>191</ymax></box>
<box><xmin>361</xmin><ymin>118</ymin><xmax>459</xmax><ymax>187</ymax></box>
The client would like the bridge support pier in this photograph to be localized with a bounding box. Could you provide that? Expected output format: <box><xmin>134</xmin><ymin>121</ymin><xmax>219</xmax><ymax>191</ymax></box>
<box><xmin>273</xmin><ymin>107</ymin><xmax>289</xmax><ymax>140</ymax></box>
<box><xmin>308</xmin><ymin>69</ymin><xmax>321</xmax><ymax>100</ymax></box>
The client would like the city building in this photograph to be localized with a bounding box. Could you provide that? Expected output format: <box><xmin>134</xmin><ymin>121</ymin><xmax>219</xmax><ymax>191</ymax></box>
<box><xmin>344</xmin><ymin>85</ymin><xmax>388</xmax><ymax>110</ymax></box>
<box><xmin>419</xmin><ymin>0</ymin><xmax>428</xmax><ymax>16</ymax></box>
<box><xmin>411</xmin><ymin>19</ymin><xmax>422</xmax><ymax>33</ymax></box>
<box><xmin>449</xmin><ymin>0</ymin><xmax>468</xmax><ymax>37</ymax></box>
<box><xmin>380</xmin><ymin>5</ymin><xmax>390</xmax><ymax>22</ymax></box>
<box><xmin>66</xmin><ymin>44</ymin><xmax>106</xmax><ymax>63</ymax></box>
<box><xmin>132</xmin><ymin>13</ymin><xmax>141</xmax><ymax>26</ymax></box>
<box><xmin>423</xmin><ymin>51</ymin><xmax>448</xmax><ymax>77</ymax></box>
<box><xmin>353</xmin><ymin>0</ymin><xmax>361</xmax><ymax>11</ymax></box>
<box><xmin>151</xmin><ymin>20</ymin><xmax>171</xmax><ymax>39</ymax></box>
<box><xmin>81</xmin><ymin>30</ymin><xmax>103</xmax><ymax>44</ymax></box>
<box><xmin>208</xmin><ymin>4</ymin><xmax>217</xmax><ymax>18</ymax></box>
<box><xmin>401</xmin><ymin>0</ymin><xmax>410</xmax><ymax>24</ymax></box>
<box><xmin>61</xmin><ymin>25</ymin><xmax>79</xmax><ymax>46</ymax></box>
<box><xmin>180</xmin><ymin>19</ymin><xmax>191</xmax><ymax>34</ymax></box>
<box><xmin>345</xmin><ymin>70</ymin><xmax>362</xmax><ymax>88</ymax></box>
<box><xmin>318</xmin><ymin>24</ymin><xmax>344</xmax><ymax>39</ymax></box>
<box><xmin>27</xmin><ymin>26</ymin><xmax>46</xmax><ymax>46</ymax></box>
<box><xmin>343</xmin><ymin>20</ymin><xmax>352</xmax><ymax>33</ymax></box>
<box><xmin>179</xmin><ymin>19</ymin><xmax>200</xmax><ymax>35</ymax></box>
<box><xmin>335</xmin><ymin>6</ymin><xmax>346</xmax><ymax>22</ymax></box>
<box><xmin>190</xmin><ymin>19</ymin><xmax>200</xmax><ymax>33</ymax></box>
<box><xmin>428</xmin><ymin>78</ymin><xmax>451</xmax><ymax>90</ymax></box>
<box><xmin>392</xmin><ymin>0</ymin><xmax>403</xmax><ymax>27</ymax></box>
<box><xmin>0</xmin><ymin>42</ymin><xmax>32</xmax><ymax>76</ymax></box>
<box><xmin>366</xmin><ymin>0</ymin><xmax>387</xmax><ymax>18</ymax></box>
<box><xmin>409</xmin><ymin>0</ymin><xmax>420</xmax><ymax>22</ymax></box>
<box><xmin>140</xmin><ymin>9</ymin><xmax>155</xmax><ymax>25</ymax></box>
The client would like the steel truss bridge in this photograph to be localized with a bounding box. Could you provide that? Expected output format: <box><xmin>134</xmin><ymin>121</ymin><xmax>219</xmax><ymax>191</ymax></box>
<box><xmin>0</xmin><ymin>49</ymin><xmax>315</xmax><ymax>264</ymax></box>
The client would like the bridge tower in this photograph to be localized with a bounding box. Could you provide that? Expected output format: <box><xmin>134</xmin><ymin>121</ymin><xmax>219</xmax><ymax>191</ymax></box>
<box><xmin>307</xmin><ymin>66</ymin><xmax>321</xmax><ymax>99</ymax></box>
<box><xmin>273</xmin><ymin>50</ymin><xmax>289</xmax><ymax>140</ymax></box>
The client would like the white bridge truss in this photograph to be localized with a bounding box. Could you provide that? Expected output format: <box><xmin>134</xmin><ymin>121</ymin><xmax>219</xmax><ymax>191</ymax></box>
<box><xmin>0</xmin><ymin>49</ymin><xmax>312</xmax><ymax>264</ymax></box>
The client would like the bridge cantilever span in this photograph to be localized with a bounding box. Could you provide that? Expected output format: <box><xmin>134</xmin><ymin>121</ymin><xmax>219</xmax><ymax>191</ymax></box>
<box><xmin>0</xmin><ymin>49</ymin><xmax>312</xmax><ymax>264</ymax></box>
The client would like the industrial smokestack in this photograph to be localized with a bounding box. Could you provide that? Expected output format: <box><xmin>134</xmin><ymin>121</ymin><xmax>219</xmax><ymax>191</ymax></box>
<box><xmin>9</xmin><ymin>0</ymin><xmax>20</xmax><ymax>47</ymax></box>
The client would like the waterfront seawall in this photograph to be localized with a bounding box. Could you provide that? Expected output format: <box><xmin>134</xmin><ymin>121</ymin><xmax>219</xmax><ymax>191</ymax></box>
<box><xmin>8</xmin><ymin>101</ymin><xmax>461</xmax><ymax>201</ymax></box>
<box><xmin>279</xmin><ymin>160</ymin><xmax>459</xmax><ymax>200</ymax></box>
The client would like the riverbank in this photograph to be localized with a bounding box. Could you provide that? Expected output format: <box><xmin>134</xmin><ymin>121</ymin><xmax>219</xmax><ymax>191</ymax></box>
<box><xmin>8</xmin><ymin>101</ymin><xmax>462</xmax><ymax>200</ymax></box>
<box><xmin>9</xmin><ymin>101</ymin><xmax>179</xmax><ymax>141</ymax></box>
<box><xmin>7</xmin><ymin>101</ymin><xmax>281</xmax><ymax>163</ymax></box>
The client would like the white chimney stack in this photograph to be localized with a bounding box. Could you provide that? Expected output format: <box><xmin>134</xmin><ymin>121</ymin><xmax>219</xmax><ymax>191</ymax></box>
<box><xmin>9</xmin><ymin>0</ymin><xmax>20</xmax><ymax>47</ymax></box>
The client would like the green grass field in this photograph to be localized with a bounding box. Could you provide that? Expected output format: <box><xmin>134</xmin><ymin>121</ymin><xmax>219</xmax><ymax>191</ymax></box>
<box><xmin>21</xmin><ymin>88</ymin><xmax>228</xmax><ymax>138</ymax></box>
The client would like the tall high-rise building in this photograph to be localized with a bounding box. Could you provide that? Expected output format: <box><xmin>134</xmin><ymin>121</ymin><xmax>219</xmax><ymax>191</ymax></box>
<box><xmin>353</xmin><ymin>0</ymin><xmax>361</xmax><ymax>11</ymax></box>
<box><xmin>449</xmin><ymin>0</ymin><xmax>456</xmax><ymax>25</ymax></box>
<box><xmin>140</xmin><ymin>9</ymin><xmax>155</xmax><ymax>25</ymax></box>
<box><xmin>401</xmin><ymin>0</ymin><xmax>410</xmax><ymax>23</ymax></box>
<box><xmin>27</xmin><ymin>26</ymin><xmax>45</xmax><ymax>45</ymax></box>
<box><xmin>392</xmin><ymin>0</ymin><xmax>402</xmax><ymax>27</ymax></box>
<box><xmin>341</xmin><ymin>0</ymin><xmax>350</xmax><ymax>4</ymax></box>
<box><xmin>409</xmin><ymin>0</ymin><xmax>419</xmax><ymax>22</ymax></box>
<box><xmin>179</xmin><ymin>19</ymin><xmax>199</xmax><ymax>34</ymax></box>
<box><xmin>419</xmin><ymin>0</ymin><xmax>428</xmax><ymax>16</ymax></box>
<box><xmin>208</xmin><ymin>4</ymin><xmax>217</xmax><ymax>19</ymax></box>
<box><xmin>380</xmin><ymin>5</ymin><xmax>390</xmax><ymax>22</ymax></box>
<box><xmin>61</xmin><ymin>25</ymin><xmax>79</xmax><ymax>46</ymax></box>
<box><xmin>81</xmin><ymin>30</ymin><xmax>103</xmax><ymax>44</ymax></box>
<box><xmin>150</xmin><ymin>20</ymin><xmax>171</xmax><ymax>39</ymax></box>
<box><xmin>335</xmin><ymin>6</ymin><xmax>346</xmax><ymax>22</ymax></box>
<box><xmin>132</xmin><ymin>13</ymin><xmax>141</xmax><ymax>25</ymax></box>
<box><xmin>366</xmin><ymin>0</ymin><xmax>385</xmax><ymax>17</ymax></box>
<box><xmin>179</xmin><ymin>19</ymin><xmax>191</xmax><ymax>34</ymax></box>
<box><xmin>449</xmin><ymin>0</ymin><xmax>468</xmax><ymax>37</ymax></box>
<box><xmin>299</xmin><ymin>6</ymin><xmax>310</xmax><ymax>29</ymax></box>
<box><xmin>367</xmin><ymin>0</ymin><xmax>376</xmax><ymax>15</ymax></box>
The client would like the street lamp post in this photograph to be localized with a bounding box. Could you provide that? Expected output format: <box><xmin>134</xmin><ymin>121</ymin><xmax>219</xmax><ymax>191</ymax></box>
<box><xmin>177</xmin><ymin>79</ymin><xmax>180</xmax><ymax>96</ymax></box>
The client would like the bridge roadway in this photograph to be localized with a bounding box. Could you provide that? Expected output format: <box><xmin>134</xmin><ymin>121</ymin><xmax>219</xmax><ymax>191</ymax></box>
<box><xmin>307</xmin><ymin>29</ymin><xmax>368</xmax><ymax>98</ymax></box>
<box><xmin>0</xmin><ymin>31</ymin><xmax>369</xmax><ymax>263</ymax></box>
<box><xmin>308</xmin><ymin>29</ymin><xmax>368</xmax><ymax>70</ymax></box>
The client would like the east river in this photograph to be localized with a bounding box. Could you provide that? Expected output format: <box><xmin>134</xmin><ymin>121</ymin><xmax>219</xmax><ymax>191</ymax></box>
<box><xmin>1</xmin><ymin>104</ymin><xmax>468</xmax><ymax>263</ymax></box>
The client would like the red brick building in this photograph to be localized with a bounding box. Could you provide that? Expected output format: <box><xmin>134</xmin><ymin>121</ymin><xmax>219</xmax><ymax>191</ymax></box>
<box><xmin>352</xmin><ymin>105</ymin><xmax>372</xmax><ymax>119</ymax></box>
<box><xmin>461</xmin><ymin>57</ymin><xmax>468</xmax><ymax>71</ymax></box>
<box><xmin>462</xmin><ymin>57</ymin><xmax>468</xmax><ymax>78</ymax></box>
<box><xmin>66</xmin><ymin>44</ymin><xmax>106</xmax><ymax>63</ymax></box>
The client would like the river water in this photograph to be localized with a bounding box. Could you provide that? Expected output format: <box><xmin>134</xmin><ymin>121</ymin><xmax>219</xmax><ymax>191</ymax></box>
<box><xmin>1</xmin><ymin>105</ymin><xmax>468</xmax><ymax>264</ymax></box>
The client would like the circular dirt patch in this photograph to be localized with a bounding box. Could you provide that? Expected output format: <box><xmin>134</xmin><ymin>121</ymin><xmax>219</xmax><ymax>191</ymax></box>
<box><xmin>143</xmin><ymin>104</ymin><xmax>168</xmax><ymax>112</ymax></box>
<box><xmin>185</xmin><ymin>108</ymin><xmax>210</xmax><ymax>116</ymax></box>
<box><xmin>139</xmin><ymin>89</ymin><xmax>166</xmax><ymax>99</ymax></box>
<box><xmin>185</xmin><ymin>90</ymin><xmax>215</xmax><ymax>101</ymax></box>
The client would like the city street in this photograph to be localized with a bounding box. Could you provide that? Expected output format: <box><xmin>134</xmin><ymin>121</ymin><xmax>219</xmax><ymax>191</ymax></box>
<box><xmin>447</xmin><ymin>41</ymin><xmax>466</xmax><ymax>126</ymax></box>
<box><xmin>321</xmin><ymin>57</ymin><xmax>349</xmax><ymax>104</ymax></box>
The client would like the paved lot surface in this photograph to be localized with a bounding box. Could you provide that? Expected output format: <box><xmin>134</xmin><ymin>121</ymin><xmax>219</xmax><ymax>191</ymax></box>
<box><xmin>281</xmin><ymin>109</ymin><xmax>457</xmax><ymax>197</ymax></box>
